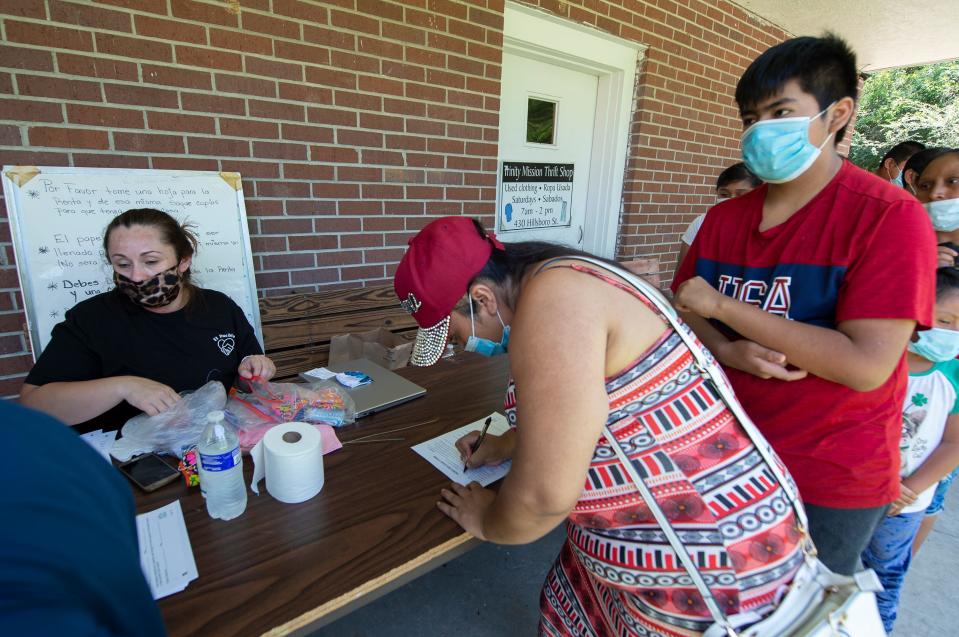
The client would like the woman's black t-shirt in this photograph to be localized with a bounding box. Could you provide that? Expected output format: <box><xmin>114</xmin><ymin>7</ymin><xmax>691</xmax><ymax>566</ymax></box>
<box><xmin>25</xmin><ymin>288</ymin><xmax>262</xmax><ymax>431</ymax></box>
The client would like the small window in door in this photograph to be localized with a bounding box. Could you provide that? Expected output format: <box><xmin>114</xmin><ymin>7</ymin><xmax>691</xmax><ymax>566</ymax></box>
<box><xmin>526</xmin><ymin>98</ymin><xmax>557</xmax><ymax>145</ymax></box>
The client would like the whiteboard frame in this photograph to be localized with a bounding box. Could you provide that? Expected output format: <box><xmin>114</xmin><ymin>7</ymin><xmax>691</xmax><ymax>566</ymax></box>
<box><xmin>2</xmin><ymin>166</ymin><xmax>264</xmax><ymax>360</ymax></box>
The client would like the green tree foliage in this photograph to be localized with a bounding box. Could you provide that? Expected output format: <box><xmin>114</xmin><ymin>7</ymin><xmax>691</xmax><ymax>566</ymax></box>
<box><xmin>850</xmin><ymin>60</ymin><xmax>959</xmax><ymax>171</ymax></box>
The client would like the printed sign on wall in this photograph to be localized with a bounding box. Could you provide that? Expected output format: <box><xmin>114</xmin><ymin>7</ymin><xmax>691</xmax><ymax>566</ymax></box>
<box><xmin>499</xmin><ymin>162</ymin><xmax>574</xmax><ymax>231</ymax></box>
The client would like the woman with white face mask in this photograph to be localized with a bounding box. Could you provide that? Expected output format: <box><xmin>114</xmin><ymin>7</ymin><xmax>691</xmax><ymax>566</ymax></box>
<box><xmin>20</xmin><ymin>208</ymin><xmax>276</xmax><ymax>431</ymax></box>
<box><xmin>912</xmin><ymin>149</ymin><xmax>959</xmax><ymax>267</ymax></box>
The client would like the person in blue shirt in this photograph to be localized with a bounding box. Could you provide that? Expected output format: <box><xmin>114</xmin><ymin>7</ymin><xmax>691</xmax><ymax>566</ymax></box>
<box><xmin>0</xmin><ymin>401</ymin><xmax>165</xmax><ymax>637</ymax></box>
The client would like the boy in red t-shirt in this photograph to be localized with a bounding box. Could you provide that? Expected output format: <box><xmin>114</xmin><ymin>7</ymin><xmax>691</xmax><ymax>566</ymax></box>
<box><xmin>671</xmin><ymin>34</ymin><xmax>936</xmax><ymax>575</ymax></box>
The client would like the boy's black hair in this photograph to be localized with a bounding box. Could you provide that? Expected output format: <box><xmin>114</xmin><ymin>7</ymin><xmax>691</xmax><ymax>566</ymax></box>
<box><xmin>880</xmin><ymin>141</ymin><xmax>926</xmax><ymax>167</ymax></box>
<box><xmin>716</xmin><ymin>162</ymin><xmax>762</xmax><ymax>190</ymax></box>
<box><xmin>935</xmin><ymin>266</ymin><xmax>959</xmax><ymax>300</ymax></box>
<box><xmin>735</xmin><ymin>33</ymin><xmax>858</xmax><ymax>143</ymax></box>
<box><xmin>903</xmin><ymin>147</ymin><xmax>951</xmax><ymax>189</ymax></box>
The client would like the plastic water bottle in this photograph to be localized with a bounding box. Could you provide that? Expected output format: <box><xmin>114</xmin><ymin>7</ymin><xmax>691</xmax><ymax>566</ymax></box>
<box><xmin>197</xmin><ymin>410</ymin><xmax>247</xmax><ymax>521</ymax></box>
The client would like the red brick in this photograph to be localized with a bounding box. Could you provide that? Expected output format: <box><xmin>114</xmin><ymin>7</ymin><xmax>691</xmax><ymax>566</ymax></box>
<box><xmin>406</xmin><ymin>8</ymin><xmax>446</xmax><ymax>31</ymax></box>
<box><xmin>0</xmin><ymin>0</ymin><xmax>46</xmax><ymax>18</ymax></box>
<box><xmin>330</xmin><ymin>10</ymin><xmax>380</xmax><ymax>37</ymax></box>
<box><xmin>356</xmin><ymin>36</ymin><xmax>403</xmax><ymax>59</ymax></box>
<box><xmin>278</xmin><ymin>82</ymin><xmax>334</xmax><ymax>104</ymax></box>
<box><xmin>50</xmin><ymin>0</ymin><xmax>131</xmax><ymax>31</ymax></box>
<box><xmin>220</xmin><ymin>117</ymin><xmax>278</xmax><ymax>139</ymax></box>
<box><xmin>1</xmin><ymin>99</ymin><xmax>62</xmax><ymax>123</ymax></box>
<box><xmin>280</xmin><ymin>123</ymin><xmax>334</xmax><ymax>143</ymax></box>
<box><xmin>290</xmin><ymin>269</ymin><xmax>339</xmax><ymax>285</ymax></box>
<box><xmin>384</xmin><ymin>97</ymin><xmax>425</xmax><ymax>116</ymax></box>
<box><xmin>334</xmin><ymin>90</ymin><xmax>382</xmax><ymax>111</ymax></box>
<box><xmin>448</xmin><ymin>89</ymin><xmax>485</xmax><ymax>108</ymax></box>
<box><xmin>361</xmin><ymin>149</ymin><xmax>405</xmax><ymax>165</ymax></box>
<box><xmin>406</xmin><ymin>82</ymin><xmax>445</xmax><ymax>102</ymax></box>
<box><xmin>56</xmin><ymin>52</ymin><xmax>138</xmax><ymax>81</ymax></box>
<box><xmin>382</xmin><ymin>22</ymin><xmax>425</xmax><ymax>45</ymax></box>
<box><xmin>336</xmin><ymin>129</ymin><xmax>383</xmax><ymax>148</ymax></box>
<box><xmin>74</xmin><ymin>153</ymin><xmax>150</xmax><ymax>168</ymax></box>
<box><xmin>330</xmin><ymin>50</ymin><xmax>380</xmax><ymax>73</ymax></box>
<box><xmin>386</xmin><ymin>133</ymin><xmax>426</xmax><ymax>151</ymax></box>
<box><xmin>114</xmin><ymin>132</ymin><xmax>184</xmax><ymax>153</ymax></box>
<box><xmin>337</xmin><ymin>166</ymin><xmax>382</xmax><ymax>181</ymax></box>
<box><xmin>0</xmin><ymin>45</ymin><xmax>53</xmax><ymax>71</ymax></box>
<box><xmin>29</xmin><ymin>127</ymin><xmax>108</xmax><ymax>149</ymax></box>
<box><xmin>18</xmin><ymin>76</ymin><xmax>102</xmax><ymax>102</ymax></box>
<box><xmin>448</xmin><ymin>19</ymin><xmax>484</xmax><ymax>42</ymax></box>
<box><xmin>307</xmin><ymin>106</ymin><xmax>356</xmax><ymax>126</ymax></box>
<box><xmin>256</xmin><ymin>180</ymin><xmax>310</xmax><ymax>198</ymax></box>
<box><xmin>171</xmin><ymin>0</ymin><xmax>239</xmax><ymax>27</ymax></box>
<box><xmin>310</xmin><ymin>145</ymin><xmax>359</xmax><ymax>163</ymax></box>
<box><xmin>428</xmin><ymin>32</ymin><xmax>467</xmax><ymax>55</ymax></box>
<box><xmin>357</xmin><ymin>0</ymin><xmax>403</xmax><ymax>20</ymax></box>
<box><xmin>380</xmin><ymin>60</ymin><xmax>424</xmax><ymax>82</ymax></box>
<box><xmin>0</xmin><ymin>125</ymin><xmax>20</xmax><ymax>146</ymax></box>
<box><xmin>95</xmin><ymin>0</ymin><xmax>167</xmax><ymax>14</ymax></box>
<box><xmin>251</xmin><ymin>236</ymin><xmax>287</xmax><ymax>252</ymax></box>
<box><xmin>272</xmin><ymin>0</ymin><xmax>328</xmax><ymax>22</ymax></box>
<box><xmin>305</xmin><ymin>66</ymin><xmax>356</xmax><ymax>89</ymax></box>
<box><xmin>385</xmin><ymin>168</ymin><xmax>425</xmax><ymax>183</ymax></box>
<box><xmin>0</xmin><ymin>150</ymin><xmax>68</xmax><ymax>166</ymax></box>
<box><xmin>406</xmin><ymin>185</ymin><xmax>444</xmax><ymax>199</ymax></box>
<box><xmin>359</xmin><ymin>112</ymin><xmax>404</xmax><ymax>132</ymax></box>
<box><xmin>265</xmin><ymin>219</ymin><xmax>315</xmax><ymax>235</ymax></box>
<box><xmin>5</xmin><ymin>20</ymin><xmax>94</xmax><ymax>52</ymax></box>
<box><xmin>253</xmin><ymin>141</ymin><xmax>307</xmax><ymax>160</ymax></box>
<box><xmin>426</xmin><ymin>170</ymin><xmax>463</xmax><ymax>185</ymax></box>
<box><xmin>181</xmin><ymin>91</ymin><xmax>246</xmax><ymax>115</ymax></box>
<box><xmin>468</xmin><ymin>41</ymin><xmax>500</xmax><ymax>63</ymax></box>
<box><xmin>225</xmin><ymin>160</ymin><xmax>279</xmax><ymax>178</ymax></box>
<box><xmin>261</xmin><ymin>253</ymin><xmax>316</xmax><ymax>270</ymax></box>
<box><xmin>241</xmin><ymin>10</ymin><xmax>300</xmax><ymax>38</ymax></box>
<box><xmin>288</xmin><ymin>234</ymin><xmax>342</xmax><ymax>252</ymax></box>
<box><xmin>68</xmin><ymin>104</ymin><xmax>144</xmax><ymax>128</ymax></box>
<box><xmin>286</xmin><ymin>199</ymin><xmax>337</xmax><ymax>215</ymax></box>
<box><xmin>146</xmin><ymin>111</ymin><xmax>215</xmax><ymax>134</ymax></box>
<box><xmin>187</xmin><ymin>136</ymin><xmax>250</xmax><ymax>157</ymax></box>
<box><xmin>358</xmin><ymin>75</ymin><xmax>404</xmax><ymax>98</ymax></box>
<box><xmin>96</xmin><ymin>33</ymin><xmax>172</xmax><ymax>62</ymax></box>
<box><xmin>448</xmin><ymin>54</ymin><xmax>484</xmax><ymax>76</ymax></box>
<box><xmin>339</xmin><ymin>200</ymin><xmax>382</xmax><ymax>215</ymax></box>
<box><xmin>246</xmin><ymin>56</ymin><xmax>303</xmax><ymax>81</ymax></box>
<box><xmin>135</xmin><ymin>15</ymin><xmax>207</xmax><ymax>44</ymax></box>
<box><xmin>274</xmin><ymin>40</ymin><xmax>330</xmax><ymax>65</ymax></box>
<box><xmin>209</xmin><ymin>27</ymin><xmax>273</xmax><ymax>56</ymax></box>
<box><xmin>255</xmin><ymin>271</ymin><xmax>291</xmax><ymax>288</ymax></box>
<box><xmin>282</xmin><ymin>163</ymin><xmax>335</xmax><ymax>180</ymax></box>
<box><xmin>312</xmin><ymin>182</ymin><xmax>360</xmax><ymax>198</ymax></box>
<box><xmin>340</xmin><ymin>232</ymin><xmax>384</xmax><ymax>248</ymax></box>
<box><xmin>426</xmin><ymin>104</ymin><xmax>465</xmax><ymax>122</ymax></box>
<box><xmin>175</xmin><ymin>45</ymin><xmax>243</xmax><ymax>72</ymax></box>
<box><xmin>362</xmin><ymin>217</ymin><xmax>406</xmax><ymax>232</ymax></box>
<box><xmin>215</xmin><ymin>73</ymin><xmax>276</xmax><ymax>97</ymax></box>
<box><xmin>249</xmin><ymin>99</ymin><xmax>305</xmax><ymax>121</ymax></box>
<box><xmin>141</xmin><ymin>63</ymin><xmax>212</xmax><ymax>90</ymax></box>
<box><xmin>245</xmin><ymin>199</ymin><xmax>284</xmax><ymax>217</ymax></box>
<box><xmin>104</xmin><ymin>83</ymin><xmax>177</xmax><ymax>108</ymax></box>
<box><xmin>427</xmin><ymin>68</ymin><xmax>465</xmax><ymax>89</ymax></box>
<box><xmin>428</xmin><ymin>0</ymin><xmax>467</xmax><ymax>19</ymax></box>
<box><xmin>313</xmin><ymin>250</ymin><xmax>363</xmax><ymax>266</ymax></box>
<box><xmin>0</xmin><ymin>334</ymin><xmax>23</xmax><ymax>355</ymax></box>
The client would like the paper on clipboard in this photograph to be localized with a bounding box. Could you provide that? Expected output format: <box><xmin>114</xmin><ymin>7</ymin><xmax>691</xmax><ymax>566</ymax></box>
<box><xmin>411</xmin><ymin>412</ymin><xmax>512</xmax><ymax>486</ymax></box>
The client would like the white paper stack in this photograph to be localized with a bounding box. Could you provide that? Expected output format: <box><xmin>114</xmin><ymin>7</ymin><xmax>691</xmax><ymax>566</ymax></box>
<box><xmin>136</xmin><ymin>500</ymin><xmax>199</xmax><ymax>599</ymax></box>
<box><xmin>411</xmin><ymin>412</ymin><xmax>512</xmax><ymax>486</ymax></box>
<box><xmin>79</xmin><ymin>429</ymin><xmax>117</xmax><ymax>462</ymax></box>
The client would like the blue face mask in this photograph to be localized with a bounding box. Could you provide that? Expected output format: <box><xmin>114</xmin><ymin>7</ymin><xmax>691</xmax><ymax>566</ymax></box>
<box><xmin>741</xmin><ymin>104</ymin><xmax>834</xmax><ymax>184</ymax></box>
<box><xmin>891</xmin><ymin>171</ymin><xmax>904</xmax><ymax>188</ymax></box>
<box><xmin>465</xmin><ymin>301</ymin><xmax>509</xmax><ymax>356</ymax></box>
<box><xmin>925</xmin><ymin>199</ymin><xmax>959</xmax><ymax>232</ymax></box>
<box><xmin>908</xmin><ymin>327</ymin><xmax>959</xmax><ymax>362</ymax></box>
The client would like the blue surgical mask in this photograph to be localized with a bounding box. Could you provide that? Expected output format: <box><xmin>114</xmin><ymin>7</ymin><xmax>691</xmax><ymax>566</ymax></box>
<box><xmin>465</xmin><ymin>301</ymin><xmax>509</xmax><ymax>356</ymax></box>
<box><xmin>925</xmin><ymin>199</ymin><xmax>959</xmax><ymax>232</ymax></box>
<box><xmin>891</xmin><ymin>172</ymin><xmax>904</xmax><ymax>188</ymax></box>
<box><xmin>741</xmin><ymin>104</ymin><xmax>834</xmax><ymax>184</ymax></box>
<box><xmin>908</xmin><ymin>327</ymin><xmax>959</xmax><ymax>362</ymax></box>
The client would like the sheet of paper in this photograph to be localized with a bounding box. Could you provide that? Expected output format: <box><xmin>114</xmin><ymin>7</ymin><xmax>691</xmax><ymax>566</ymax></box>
<box><xmin>136</xmin><ymin>500</ymin><xmax>198</xmax><ymax>600</ymax></box>
<box><xmin>302</xmin><ymin>367</ymin><xmax>336</xmax><ymax>380</ymax></box>
<box><xmin>79</xmin><ymin>429</ymin><xmax>117</xmax><ymax>462</ymax></box>
<box><xmin>412</xmin><ymin>412</ymin><xmax>512</xmax><ymax>486</ymax></box>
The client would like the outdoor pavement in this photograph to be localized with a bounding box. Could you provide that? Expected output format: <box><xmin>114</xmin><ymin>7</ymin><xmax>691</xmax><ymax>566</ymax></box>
<box><xmin>316</xmin><ymin>487</ymin><xmax>959</xmax><ymax>636</ymax></box>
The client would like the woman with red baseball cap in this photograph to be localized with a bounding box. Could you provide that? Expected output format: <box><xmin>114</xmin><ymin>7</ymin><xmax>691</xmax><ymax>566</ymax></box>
<box><xmin>394</xmin><ymin>216</ymin><xmax>803</xmax><ymax>636</ymax></box>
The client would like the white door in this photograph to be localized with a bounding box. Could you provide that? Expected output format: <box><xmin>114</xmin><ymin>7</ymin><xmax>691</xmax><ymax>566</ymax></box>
<box><xmin>496</xmin><ymin>52</ymin><xmax>597</xmax><ymax>248</ymax></box>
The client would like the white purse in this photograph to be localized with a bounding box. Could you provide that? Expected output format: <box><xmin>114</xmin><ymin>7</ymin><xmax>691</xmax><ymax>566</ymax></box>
<box><xmin>571</xmin><ymin>257</ymin><xmax>886</xmax><ymax>637</ymax></box>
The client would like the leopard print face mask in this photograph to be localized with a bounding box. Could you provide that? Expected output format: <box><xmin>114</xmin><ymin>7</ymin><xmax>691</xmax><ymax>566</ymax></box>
<box><xmin>114</xmin><ymin>264</ymin><xmax>183</xmax><ymax>307</ymax></box>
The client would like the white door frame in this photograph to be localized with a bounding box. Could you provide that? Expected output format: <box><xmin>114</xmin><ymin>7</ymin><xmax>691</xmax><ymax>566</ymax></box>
<box><xmin>501</xmin><ymin>3</ymin><xmax>645</xmax><ymax>258</ymax></box>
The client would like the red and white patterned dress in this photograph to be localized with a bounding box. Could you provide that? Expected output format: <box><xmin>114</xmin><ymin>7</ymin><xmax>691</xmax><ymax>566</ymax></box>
<box><xmin>507</xmin><ymin>264</ymin><xmax>804</xmax><ymax>637</ymax></box>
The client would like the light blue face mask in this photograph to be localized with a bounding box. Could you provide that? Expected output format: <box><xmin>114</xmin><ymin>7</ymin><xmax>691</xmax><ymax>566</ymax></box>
<box><xmin>465</xmin><ymin>301</ymin><xmax>509</xmax><ymax>356</ymax></box>
<box><xmin>891</xmin><ymin>171</ymin><xmax>904</xmax><ymax>188</ymax></box>
<box><xmin>925</xmin><ymin>199</ymin><xmax>959</xmax><ymax>232</ymax></box>
<box><xmin>741</xmin><ymin>104</ymin><xmax>834</xmax><ymax>184</ymax></box>
<box><xmin>908</xmin><ymin>327</ymin><xmax>959</xmax><ymax>362</ymax></box>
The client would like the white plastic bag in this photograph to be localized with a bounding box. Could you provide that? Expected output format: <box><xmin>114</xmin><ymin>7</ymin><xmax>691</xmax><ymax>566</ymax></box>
<box><xmin>111</xmin><ymin>380</ymin><xmax>227</xmax><ymax>461</ymax></box>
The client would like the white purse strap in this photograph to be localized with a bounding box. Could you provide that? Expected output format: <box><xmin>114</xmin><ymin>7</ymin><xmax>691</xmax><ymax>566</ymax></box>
<box><xmin>548</xmin><ymin>256</ymin><xmax>814</xmax><ymax>633</ymax></box>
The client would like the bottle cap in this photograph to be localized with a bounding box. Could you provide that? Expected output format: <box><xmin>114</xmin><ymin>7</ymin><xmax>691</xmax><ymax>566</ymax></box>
<box><xmin>207</xmin><ymin>410</ymin><xmax>225</xmax><ymax>423</ymax></box>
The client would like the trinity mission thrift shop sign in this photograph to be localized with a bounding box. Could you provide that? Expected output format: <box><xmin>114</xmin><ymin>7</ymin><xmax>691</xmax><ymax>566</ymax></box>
<box><xmin>500</xmin><ymin>162</ymin><xmax>574</xmax><ymax>231</ymax></box>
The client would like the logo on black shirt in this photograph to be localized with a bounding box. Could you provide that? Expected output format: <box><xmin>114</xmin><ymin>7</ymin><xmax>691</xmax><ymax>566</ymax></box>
<box><xmin>213</xmin><ymin>333</ymin><xmax>236</xmax><ymax>356</ymax></box>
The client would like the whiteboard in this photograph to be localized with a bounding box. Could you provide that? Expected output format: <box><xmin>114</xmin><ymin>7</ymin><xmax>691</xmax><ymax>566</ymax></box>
<box><xmin>1</xmin><ymin>166</ymin><xmax>262</xmax><ymax>359</ymax></box>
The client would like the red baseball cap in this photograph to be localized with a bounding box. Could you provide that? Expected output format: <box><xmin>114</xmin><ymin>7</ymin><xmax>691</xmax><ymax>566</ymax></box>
<box><xmin>394</xmin><ymin>216</ymin><xmax>504</xmax><ymax>366</ymax></box>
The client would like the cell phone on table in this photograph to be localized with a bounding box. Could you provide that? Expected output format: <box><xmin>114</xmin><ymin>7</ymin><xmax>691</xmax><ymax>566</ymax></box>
<box><xmin>117</xmin><ymin>453</ymin><xmax>180</xmax><ymax>492</ymax></box>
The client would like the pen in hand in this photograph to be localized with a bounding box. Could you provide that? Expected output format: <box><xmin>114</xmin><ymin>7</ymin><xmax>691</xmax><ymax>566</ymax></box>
<box><xmin>463</xmin><ymin>416</ymin><xmax>493</xmax><ymax>472</ymax></box>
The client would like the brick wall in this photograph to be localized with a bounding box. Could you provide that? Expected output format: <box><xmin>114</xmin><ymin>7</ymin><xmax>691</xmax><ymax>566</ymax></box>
<box><xmin>0</xmin><ymin>0</ymin><xmax>824</xmax><ymax>398</ymax></box>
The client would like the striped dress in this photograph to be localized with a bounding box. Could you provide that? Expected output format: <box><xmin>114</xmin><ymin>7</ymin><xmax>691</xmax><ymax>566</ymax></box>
<box><xmin>518</xmin><ymin>264</ymin><xmax>803</xmax><ymax>637</ymax></box>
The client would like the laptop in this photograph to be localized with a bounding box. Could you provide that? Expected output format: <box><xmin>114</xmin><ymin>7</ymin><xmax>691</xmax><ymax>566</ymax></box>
<box><xmin>311</xmin><ymin>358</ymin><xmax>426</xmax><ymax>418</ymax></box>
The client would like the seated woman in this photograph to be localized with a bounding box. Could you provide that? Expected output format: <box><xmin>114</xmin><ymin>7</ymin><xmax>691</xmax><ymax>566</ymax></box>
<box><xmin>395</xmin><ymin>217</ymin><xmax>804</xmax><ymax>636</ymax></box>
<box><xmin>20</xmin><ymin>208</ymin><xmax>274</xmax><ymax>431</ymax></box>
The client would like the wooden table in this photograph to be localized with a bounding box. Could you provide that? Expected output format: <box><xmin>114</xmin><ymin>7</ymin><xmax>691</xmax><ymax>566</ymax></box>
<box><xmin>135</xmin><ymin>353</ymin><xmax>510</xmax><ymax>637</ymax></box>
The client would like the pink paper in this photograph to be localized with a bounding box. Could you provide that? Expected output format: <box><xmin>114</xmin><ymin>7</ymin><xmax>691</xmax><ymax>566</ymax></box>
<box><xmin>316</xmin><ymin>424</ymin><xmax>342</xmax><ymax>455</ymax></box>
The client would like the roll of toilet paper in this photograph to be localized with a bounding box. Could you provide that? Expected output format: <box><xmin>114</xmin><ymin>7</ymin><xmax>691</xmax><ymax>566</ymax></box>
<box><xmin>250</xmin><ymin>422</ymin><xmax>324</xmax><ymax>504</ymax></box>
